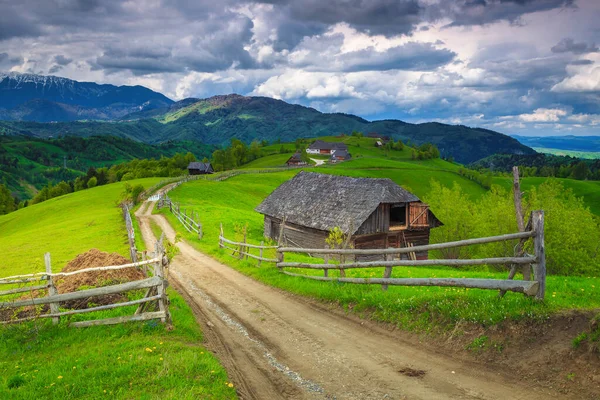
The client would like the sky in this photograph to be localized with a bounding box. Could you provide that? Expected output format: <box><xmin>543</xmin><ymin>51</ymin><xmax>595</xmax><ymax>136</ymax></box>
<box><xmin>0</xmin><ymin>0</ymin><xmax>598</xmax><ymax>137</ymax></box>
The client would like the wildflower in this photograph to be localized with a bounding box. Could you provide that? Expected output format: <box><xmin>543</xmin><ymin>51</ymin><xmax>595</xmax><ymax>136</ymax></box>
<box><xmin>58</xmin><ymin>376</ymin><xmax>63</xmax><ymax>379</ymax></box>
<box><xmin>160</xmin><ymin>357</ymin><xmax>163</xmax><ymax>361</ymax></box>
<box><xmin>159</xmin><ymin>342</ymin><xmax>163</xmax><ymax>345</ymax></box>
<box><xmin>73</xmin><ymin>366</ymin><xmax>77</xmax><ymax>369</ymax></box>
<box><xmin>228</xmin><ymin>383</ymin><xmax>234</xmax><ymax>388</ymax></box>
<box><xmin>145</xmin><ymin>348</ymin><xmax>153</xmax><ymax>353</ymax></box>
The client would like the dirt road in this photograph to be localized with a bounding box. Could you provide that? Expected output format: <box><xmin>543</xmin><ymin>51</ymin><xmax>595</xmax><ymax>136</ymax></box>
<box><xmin>136</xmin><ymin>201</ymin><xmax>559</xmax><ymax>400</ymax></box>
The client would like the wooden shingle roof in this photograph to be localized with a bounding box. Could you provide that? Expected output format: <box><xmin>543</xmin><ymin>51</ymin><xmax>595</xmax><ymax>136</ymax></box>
<box><xmin>255</xmin><ymin>171</ymin><xmax>420</xmax><ymax>234</ymax></box>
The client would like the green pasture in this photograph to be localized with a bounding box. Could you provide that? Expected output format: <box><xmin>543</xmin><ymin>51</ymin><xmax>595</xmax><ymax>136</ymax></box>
<box><xmin>0</xmin><ymin>180</ymin><xmax>236</xmax><ymax>399</ymax></box>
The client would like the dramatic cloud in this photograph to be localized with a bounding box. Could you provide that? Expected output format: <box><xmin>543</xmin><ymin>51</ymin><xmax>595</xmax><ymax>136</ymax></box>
<box><xmin>551</xmin><ymin>38</ymin><xmax>599</xmax><ymax>54</ymax></box>
<box><xmin>0</xmin><ymin>0</ymin><xmax>598</xmax><ymax>135</ymax></box>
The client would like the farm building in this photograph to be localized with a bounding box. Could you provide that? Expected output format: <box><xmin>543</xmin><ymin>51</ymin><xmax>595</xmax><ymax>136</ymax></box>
<box><xmin>286</xmin><ymin>152</ymin><xmax>308</xmax><ymax>166</ymax></box>
<box><xmin>306</xmin><ymin>140</ymin><xmax>348</xmax><ymax>155</ymax></box>
<box><xmin>329</xmin><ymin>150</ymin><xmax>351</xmax><ymax>163</ymax></box>
<box><xmin>187</xmin><ymin>162</ymin><xmax>214</xmax><ymax>175</ymax></box>
<box><xmin>255</xmin><ymin>172</ymin><xmax>442</xmax><ymax>259</ymax></box>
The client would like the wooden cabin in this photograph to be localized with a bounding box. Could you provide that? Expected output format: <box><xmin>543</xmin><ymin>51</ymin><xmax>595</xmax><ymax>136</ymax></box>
<box><xmin>187</xmin><ymin>162</ymin><xmax>214</xmax><ymax>175</ymax></box>
<box><xmin>286</xmin><ymin>152</ymin><xmax>308</xmax><ymax>166</ymax></box>
<box><xmin>306</xmin><ymin>140</ymin><xmax>348</xmax><ymax>155</ymax></box>
<box><xmin>255</xmin><ymin>172</ymin><xmax>442</xmax><ymax>260</ymax></box>
<box><xmin>329</xmin><ymin>150</ymin><xmax>351</xmax><ymax>163</ymax></box>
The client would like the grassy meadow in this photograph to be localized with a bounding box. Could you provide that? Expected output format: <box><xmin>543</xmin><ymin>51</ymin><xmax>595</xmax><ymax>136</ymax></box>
<box><xmin>159</xmin><ymin>163</ymin><xmax>600</xmax><ymax>331</ymax></box>
<box><xmin>0</xmin><ymin>180</ymin><xmax>236</xmax><ymax>399</ymax></box>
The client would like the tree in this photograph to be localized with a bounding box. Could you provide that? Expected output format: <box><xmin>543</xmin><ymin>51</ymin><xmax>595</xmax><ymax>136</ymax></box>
<box><xmin>0</xmin><ymin>184</ymin><xmax>16</xmax><ymax>215</ymax></box>
<box><xmin>87</xmin><ymin>176</ymin><xmax>98</xmax><ymax>188</ymax></box>
<box><xmin>571</xmin><ymin>161</ymin><xmax>589</xmax><ymax>180</ymax></box>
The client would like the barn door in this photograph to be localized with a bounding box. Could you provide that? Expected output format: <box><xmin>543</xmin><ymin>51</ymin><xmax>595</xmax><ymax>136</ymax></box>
<box><xmin>409</xmin><ymin>203</ymin><xmax>429</xmax><ymax>228</ymax></box>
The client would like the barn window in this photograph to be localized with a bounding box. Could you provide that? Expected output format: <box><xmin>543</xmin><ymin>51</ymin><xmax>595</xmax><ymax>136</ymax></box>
<box><xmin>390</xmin><ymin>204</ymin><xmax>407</xmax><ymax>227</ymax></box>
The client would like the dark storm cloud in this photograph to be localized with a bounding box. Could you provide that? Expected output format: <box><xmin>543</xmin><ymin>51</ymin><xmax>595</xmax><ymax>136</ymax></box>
<box><xmin>551</xmin><ymin>38</ymin><xmax>599</xmax><ymax>54</ymax></box>
<box><xmin>443</xmin><ymin>0</ymin><xmax>575</xmax><ymax>27</ymax></box>
<box><xmin>568</xmin><ymin>59</ymin><xmax>594</xmax><ymax>66</ymax></box>
<box><xmin>54</xmin><ymin>55</ymin><xmax>73</xmax><ymax>66</ymax></box>
<box><xmin>0</xmin><ymin>53</ymin><xmax>24</xmax><ymax>69</ymax></box>
<box><xmin>0</xmin><ymin>7</ymin><xmax>42</xmax><ymax>40</ymax></box>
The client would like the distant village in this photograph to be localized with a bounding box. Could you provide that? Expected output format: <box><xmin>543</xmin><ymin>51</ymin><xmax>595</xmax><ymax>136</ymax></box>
<box><xmin>187</xmin><ymin>134</ymin><xmax>391</xmax><ymax>174</ymax></box>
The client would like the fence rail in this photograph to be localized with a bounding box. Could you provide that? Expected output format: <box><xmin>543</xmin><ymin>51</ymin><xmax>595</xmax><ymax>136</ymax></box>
<box><xmin>123</xmin><ymin>203</ymin><xmax>138</xmax><ymax>262</ymax></box>
<box><xmin>0</xmin><ymin>245</ymin><xmax>171</xmax><ymax>327</ymax></box>
<box><xmin>218</xmin><ymin>224</ymin><xmax>278</xmax><ymax>265</ymax></box>
<box><xmin>156</xmin><ymin>194</ymin><xmax>203</xmax><ymax>239</ymax></box>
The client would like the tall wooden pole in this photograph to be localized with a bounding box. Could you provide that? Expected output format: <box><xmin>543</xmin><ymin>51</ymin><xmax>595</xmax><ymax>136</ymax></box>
<box><xmin>532</xmin><ymin>210</ymin><xmax>546</xmax><ymax>300</ymax></box>
<box><xmin>45</xmin><ymin>253</ymin><xmax>60</xmax><ymax>325</ymax></box>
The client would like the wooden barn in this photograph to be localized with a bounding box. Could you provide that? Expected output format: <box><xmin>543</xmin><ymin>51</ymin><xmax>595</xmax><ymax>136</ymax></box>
<box><xmin>187</xmin><ymin>162</ymin><xmax>214</xmax><ymax>175</ymax></box>
<box><xmin>255</xmin><ymin>172</ymin><xmax>442</xmax><ymax>260</ymax></box>
<box><xmin>329</xmin><ymin>150</ymin><xmax>351</xmax><ymax>163</ymax></box>
<box><xmin>286</xmin><ymin>152</ymin><xmax>308</xmax><ymax>166</ymax></box>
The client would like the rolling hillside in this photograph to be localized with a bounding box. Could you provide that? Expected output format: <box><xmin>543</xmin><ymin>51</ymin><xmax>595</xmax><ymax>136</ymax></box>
<box><xmin>1</xmin><ymin>87</ymin><xmax>535</xmax><ymax>164</ymax></box>
<box><xmin>0</xmin><ymin>178</ymin><xmax>236</xmax><ymax>399</ymax></box>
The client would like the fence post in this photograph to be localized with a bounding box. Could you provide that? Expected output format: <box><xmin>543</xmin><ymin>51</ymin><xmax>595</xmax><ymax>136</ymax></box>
<box><xmin>258</xmin><ymin>241</ymin><xmax>264</xmax><ymax>267</ymax></box>
<box><xmin>45</xmin><ymin>253</ymin><xmax>60</xmax><ymax>325</ymax></box>
<box><xmin>239</xmin><ymin>227</ymin><xmax>246</xmax><ymax>260</ymax></box>
<box><xmin>154</xmin><ymin>242</ymin><xmax>170</xmax><ymax>324</ymax></box>
<box><xmin>382</xmin><ymin>253</ymin><xmax>392</xmax><ymax>291</ymax></box>
<box><xmin>276</xmin><ymin>219</ymin><xmax>286</xmax><ymax>271</ymax></box>
<box><xmin>219</xmin><ymin>223</ymin><xmax>224</xmax><ymax>248</ymax></box>
<box><xmin>324</xmin><ymin>245</ymin><xmax>329</xmax><ymax>277</ymax></box>
<box><xmin>532</xmin><ymin>210</ymin><xmax>546</xmax><ymax>300</ymax></box>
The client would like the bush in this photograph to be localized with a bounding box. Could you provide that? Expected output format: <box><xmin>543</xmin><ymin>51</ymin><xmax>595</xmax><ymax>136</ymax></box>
<box><xmin>427</xmin><ymin>179</ymin><xmax>600</xmax><ymax>276</ymax></box>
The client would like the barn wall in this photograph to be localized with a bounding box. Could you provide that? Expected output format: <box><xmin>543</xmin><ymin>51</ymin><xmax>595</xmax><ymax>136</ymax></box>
<box><xmin>264</xmin><ymin>216</ymin><xmax>328</xmax><ymax>249</ymax></box>
<box><xmin>353</xmin><ymin>228</ymin><xmax>431</xmax><ymax>261</ymax></box>
<box><xmin>356</xmin><ymin>204</ymin><xmax>390</xmax><ymax>235</ymax></box>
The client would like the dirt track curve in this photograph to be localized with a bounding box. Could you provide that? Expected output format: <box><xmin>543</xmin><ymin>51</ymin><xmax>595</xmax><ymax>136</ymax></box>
<box><xmin>136</xmin><ymin>201</ymin><xmax>561</xmax><ymax>400</ymax></box>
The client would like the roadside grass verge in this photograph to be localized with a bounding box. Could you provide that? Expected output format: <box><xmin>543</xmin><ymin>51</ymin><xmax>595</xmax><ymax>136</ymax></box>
<box><xmin>159</xmin><ymin>173</ymin><xmax>600</xmax><ymax>332</ymax></box>
<box><xmin>0</xmin><ymin>180</ymin><xmax>237</xmax><ymax>399</ymax></box>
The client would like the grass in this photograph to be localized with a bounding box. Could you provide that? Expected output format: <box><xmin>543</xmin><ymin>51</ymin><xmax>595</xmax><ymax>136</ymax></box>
<box><xmin>159</xmin><ymin>171</ymin><xmax>600</xmax><ymax>332</ymax></box>
<box><xmin>0</xmin><ymin>180</ymin><xmax>237</xmax><ymax>399</ymax></box>
<box><xmin>0</xmin><ymin>178</ymin><xmax>161</xmax><ymax>277</ymax></box>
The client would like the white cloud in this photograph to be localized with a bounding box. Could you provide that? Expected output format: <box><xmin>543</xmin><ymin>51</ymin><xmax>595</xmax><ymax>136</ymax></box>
<box><xmin>518</xmin><ymin>108</ymin><xmax>568</xmax><ymax>122</ymax></box>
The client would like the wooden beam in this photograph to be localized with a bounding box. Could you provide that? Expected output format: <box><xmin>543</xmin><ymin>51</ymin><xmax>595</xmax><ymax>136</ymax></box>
<box><xmin>532</xmin><ymin>210</ymin><xmax>546</xmax><ymax>300</ymax></box>
<box><xmin>0</xmin><ymin>284</ymin><xmax>48</xmax><ymax>297</ymax></box>
<box><xmin>281</xmin><ymin>272</ymin><xmax>540</xmax><ymax>296</ymax></box>
<box><xmin>1</xmin><ymin>295</ymin><xmax>162</xmax><ymax>325</ymax></box>
<box><xmin>70</xmin><ymin>311</ymin><xmax>166</xmax><ymax>328</ymax></box>
<box><xmin>50</xmin><ymin>258</ymin><xmax>160</xmax><ymax>277</ymax></box>
<box><xmin>279</xmin><ymin>230</ymin><xmax>535</xmax><ymax>255</ymax></box>
<box><xmin>278</xmin><ymin>256</ymin><xmax>536</xmax><ymax>269</ymax></box>
<box><xmin>0</xmin><ymin>276</ymin><xmax>161</xmax><ymax>309</ymax></box>
<box><xmin>45</xmin><ymin>253</ymin><xmax>60</xmax><ymax>325</ymax></box>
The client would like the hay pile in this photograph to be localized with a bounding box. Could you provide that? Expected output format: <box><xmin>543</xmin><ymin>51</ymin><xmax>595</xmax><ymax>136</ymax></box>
<box><xmin>55</xmin><ymin>249</ymin><xmax>146</xmax><ymax>309</ymax></box>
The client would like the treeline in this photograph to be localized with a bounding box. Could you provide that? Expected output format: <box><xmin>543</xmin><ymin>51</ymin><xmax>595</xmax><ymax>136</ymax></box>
<box><xmin>457</xmin><ymin>168</ymin><xmax>493</xmax><ymax>189</ymax></box>
<box><xmin>427</xmin><ymin>180</ymin><xmax>600</xmax><ymax>276</ymax></box>
<box><xmin>0</xmin><ymin>152</ymin><xmax>197</xmax><ymax>214</ymax></box>
<box><xmin>470</xmin><ymin>153</ymin><xmax>600</xmax><ymax>181</ymax></box>
<box><xmin>410</xmin><ymin>143</ymin><xmax>440</xmax><ymax>160</ymax></box>
<box><xmin>211</xmin><ymin>139</ymin><xmax>265</xmax><ymax>171</ymax></box>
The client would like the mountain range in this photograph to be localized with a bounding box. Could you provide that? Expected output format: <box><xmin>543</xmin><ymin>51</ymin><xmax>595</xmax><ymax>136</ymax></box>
<box><xmin>0</xmin><ymin>72</ymin><xmax>173</xmax><ymax>122</ymax></box>
<box><xmin>0</xmin><ymin>72</ymin><xmax>535</xmax><ymax>164</ymax></box>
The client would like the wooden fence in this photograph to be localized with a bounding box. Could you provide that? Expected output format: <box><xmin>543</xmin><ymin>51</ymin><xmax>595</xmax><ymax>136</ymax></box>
<box><xmin>0</xmin><ymin>244</ymin><xmax>171</xmax><ymax>327</ymax></box>
<box><xmin>218</xmin><ymin>223</ymin><xmax>279</xmax><ymax>265</ymax></box>
<box><xmin>156</xmin><ymin>194</ymin><xmax>203</xmax><ymax>239</ymax></box>
<box><xmin>217</xmin><ymin>211</ymin><xmax>546</xmax><ymax>299</ymax></box>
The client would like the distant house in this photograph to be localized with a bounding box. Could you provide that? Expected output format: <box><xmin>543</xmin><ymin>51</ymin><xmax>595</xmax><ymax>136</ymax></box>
<box><xmin>306</xmin><ymin>140</ymin><xmax>348</xmax><ymax>155</ymax></box>
<box><xmin>187</xmin><ymin>162</ymin><xmax>214</xmax><ymax>175</ymax></box>
<box><xmin>375</xmin><ymin>140</ymin><xmax>383</xmax><ymax>147</ymax></box>
<box><xmin>286</xmin><ymin>152</ymin><xmax>308</xmax><ymax>166</ymax></box>
<box><xmin>368</xmin><ymin>132</ymin><xmax>391</xmax><ymax>143</ymax></box>
<box><xmin>255</xmin><ymin>172</ymin><xmax>442</xmax><ymax>260</ymax></box>
<box><xmin>329</xmin><ymin>150</ymin><xmax>351</xmax><ymax>163</ymax></box>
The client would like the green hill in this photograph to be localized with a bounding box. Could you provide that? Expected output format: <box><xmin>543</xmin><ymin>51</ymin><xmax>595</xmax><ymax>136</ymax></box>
<box><xmin>1</xmin><ymin>94</ymin><xmax>535</xmax><ymax>164</ymax></box>
<box><xmin>0</xmin><ymin>178</ymin><xmax>236</xmax><ymax>399</ymax></box>
<box><xmin>0</xmin><ymin>135</ymin><xmax>213</xmax><ymax>200</ymax></box>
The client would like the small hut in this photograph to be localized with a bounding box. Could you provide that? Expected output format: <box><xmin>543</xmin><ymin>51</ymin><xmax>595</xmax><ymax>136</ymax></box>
<box><xmin>255</xmin><ymin>172</ymin><xmax>442</xmax><ymax>259</ymax></box>
<box><xmin>329</xmin><ymin>150</ymin><xmax>351</xmax><ymax>163</ymax></box>
<box><xmin>286</xmin><ymin>152</ymin><xmax>308</xmax><ymax>166</ymax></box>
<box><xmin>187</xmin><ymin>162</ymin><xmax>214</xmax><ymax>175</ymax></box>
<box><xmin>306</xmin><ymin>140</ymin><xmax>348</xmax><ymax>155</ymax></box>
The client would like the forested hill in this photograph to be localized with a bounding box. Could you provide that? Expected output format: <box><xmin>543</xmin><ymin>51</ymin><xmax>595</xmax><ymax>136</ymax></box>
<box><xmin>0</xmin><ymin>94</ymin><xmax>534</xmax><ymax>164</ymax></box>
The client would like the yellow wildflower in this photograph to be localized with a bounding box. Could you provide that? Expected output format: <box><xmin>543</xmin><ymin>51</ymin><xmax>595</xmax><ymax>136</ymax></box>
<box><xmin>145</xmin><ymin>348</ymin><xmax>153</xmax><ymax>353</ymax></box>
<box><xmin>58</xmin><ymin>376</ymin><xmax>63</xmax><ymax>379</ymax></box>
<box><xmin>228</xmin><ymin>383</ymin><xmax>234</xmax><ymax>388</ymax></box>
